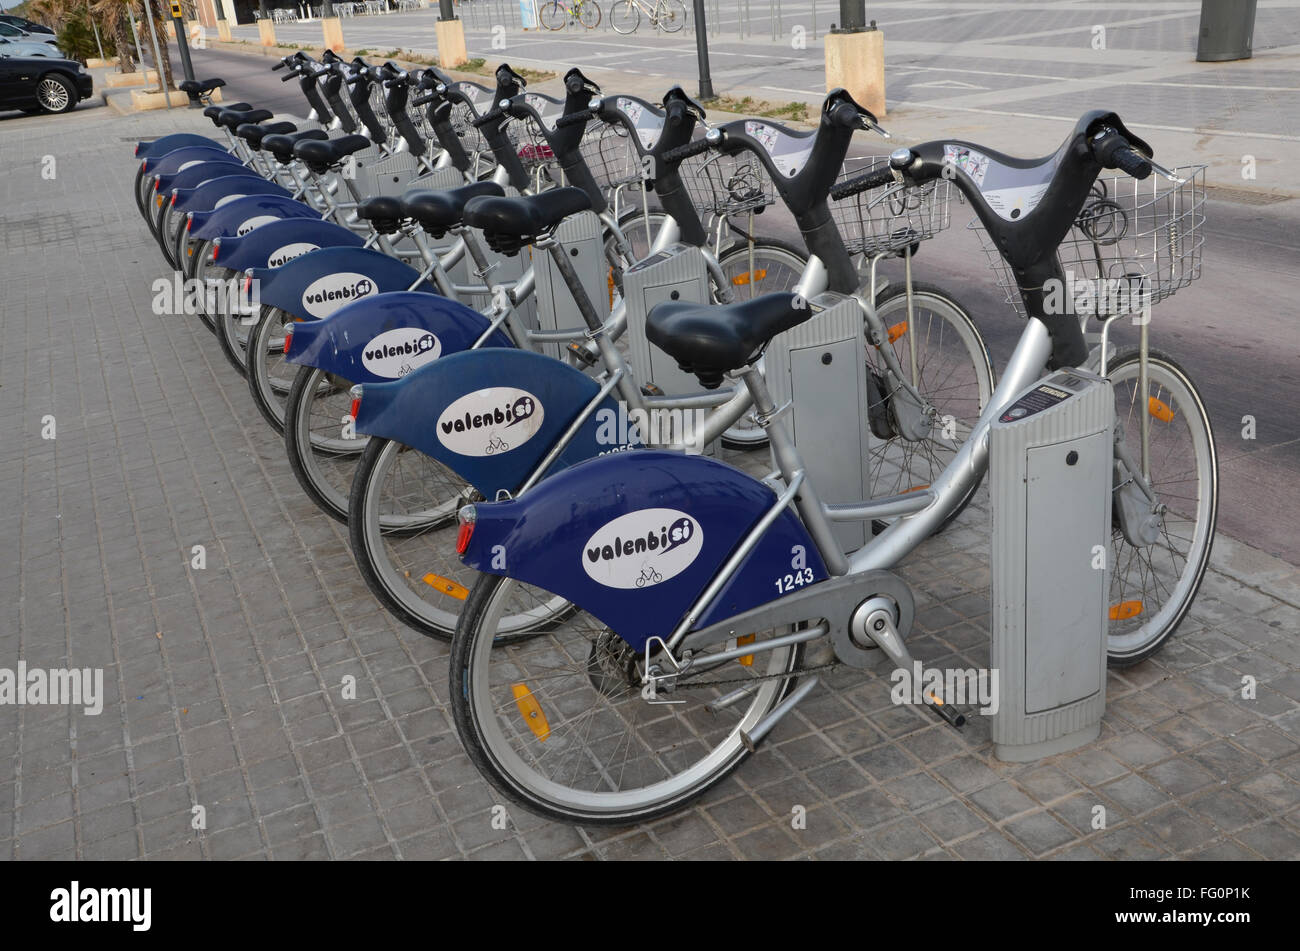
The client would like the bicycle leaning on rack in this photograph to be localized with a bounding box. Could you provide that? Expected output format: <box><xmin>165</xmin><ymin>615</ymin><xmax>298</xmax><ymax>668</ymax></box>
<box><xmin>609</xmin><ymin>0</ymin><xmax>686</xmax><ymax>34</ymax></box>
<box><xmin>539</xmin><ymin>0</ymin><xmax>603</xmax><ymax>29</ymax></box>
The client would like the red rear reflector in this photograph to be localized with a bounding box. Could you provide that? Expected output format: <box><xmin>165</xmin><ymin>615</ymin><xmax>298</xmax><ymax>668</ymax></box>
<box><xmin>170</xmin><ymin>192</ymin><xmax>177</xmax><ymax>207</ymax></box>
<box><xmin>349</xmin><ymin>396</ymin><xmax>361</xmax><ymax>420</ymax></box>
<box><xmin>283</xmin><ymin>321</ymin><xmax>295</xmax><ymax>354</ymax></box>
<box><xmin>455</xmin><ymin>521</ymin><xmax>474</xmax><ymax>555</ymax></box>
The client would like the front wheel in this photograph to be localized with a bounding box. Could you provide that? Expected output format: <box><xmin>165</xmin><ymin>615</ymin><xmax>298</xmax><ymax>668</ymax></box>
<box><xmin>1104</xmin><ymin>349</ymin><xmax>1217</xmax><ymax>666</ymax></box>
<box><xmin>246</xmin><ymin>306</ymin><xmax>300</xmax><ymax>432</ymax></box>
<box><xmin>451</xmin><ymin>574</ymin><xmax>805</xmax><ymax>824</ymax></box>
<box><xmin>539</xmin><ymin>0</ymin><xmax>568</xmax><ymax>29</ymax></box>
<box><xmin>284</xmin><ymin>366</ymin><xmax>368</xmax><ymax>521</ymax></box>
<box><xmin>35</xmin><ymin>74</ymin><xmax>76</xmax><ymax>114</ymax></box>
<box><xmin>655</xmin><ymin>0</ymin><xmax>686</xmax><ymax>31</ymax></box>
<box><xmin>609</xmin><ymin>0</ymin><xmax>641</xmax><ymax>33</ymax></box>
<box><xmin>577</xmin><ymin>0</ymin><xmax>601</xmax><ymax>28</ymax></box>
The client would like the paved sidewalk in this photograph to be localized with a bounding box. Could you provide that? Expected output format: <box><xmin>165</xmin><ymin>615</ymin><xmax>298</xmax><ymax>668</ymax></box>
<box><xmin>1</xmin><ymin>94</ymin><xmax>1298</xmax><ymax>861</ymax></box>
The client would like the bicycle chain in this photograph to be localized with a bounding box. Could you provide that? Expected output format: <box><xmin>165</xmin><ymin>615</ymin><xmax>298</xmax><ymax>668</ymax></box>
<box><xmin>660</xmin><ymin>658</ymin><xmax>843</xmax><ymax>692</ymax></box>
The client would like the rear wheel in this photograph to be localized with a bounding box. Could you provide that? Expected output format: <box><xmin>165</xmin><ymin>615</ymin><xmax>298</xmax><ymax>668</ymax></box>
<box><xmin>451</xmin><ymin>573</ymin><xmax>805</xmax><ymax>824</ymax></box>
<box><xmin>539</xmin><ymin>0</ymin><xmax>567</xmax><ymax>29</ymax></box>
<box><xmin>246</xmin><ymin>306</ymin><xmax>299</xmax><ymax>432</ymax></box>
<box><xmin>577</xmin><ymin>0</ymin><xmax>601</xmax><ymax>28</ymax></box>
<box><xmin>1104</xmin><ymin>349</ymin><xmax>1217</xmax><ymax>666</ymax></box>
<box><xmin>348</xmin><ymin>438</ymin><xmax>576</xmax><ymax>641</ymax></box>
<box><xmin>284</xmin><ymin>366</ymin><xmax>366</xmax><ymax>521</ymax></box>
<box><xmin>656</xmin><ymin>0</ymin><xmax>686</xmax><ymax>31</ymax></box>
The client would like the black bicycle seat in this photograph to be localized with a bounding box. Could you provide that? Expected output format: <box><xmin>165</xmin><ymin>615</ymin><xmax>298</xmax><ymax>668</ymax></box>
<box><xmin>357</xmin><ymin>195</ymin><xmax>405</xmax><ymax>234</ymax></box>
<box><xmin>401</xmin><ymin>181</ymin><xmax>504</xmax><ymax>238</ymax></box>
<box><xmin>262</xmin><ymin>129</ymin><xmax>329</xmax><ymax>164</ymax></box>
<box><xmin>203</xmin><ymin>103</ymin><xmax>253</xmax><ymax>125</ymax></box>
<box><xmin>236</xmin><ymin>121</ymin><xmax>297</xmax><ymax>148</ymax></box>
<box><xmin>180</xmin><ymin>77</ymin><xmax>226</xmax><ymax>95</ymax></box>
<box><xmin>294</xmin><ymin>133</ymin><xmax>371</xmax><ymax>173</ymax></box>
<box><xmin>461</xmin><ymin>187</ymin><xmax>592</xmax><ymax>255</ymax></box>
<box><xmin>219</xmin><ymin>108</ymin><xmax>272</xmax><ymax>130</ymax></box>
<box><xmin>646</xmin><ymin>292</ymin><xmax>811</xmax><ymax>388</ymax></box>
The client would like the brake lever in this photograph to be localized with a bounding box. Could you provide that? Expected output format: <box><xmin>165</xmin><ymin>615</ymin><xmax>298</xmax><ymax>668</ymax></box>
<box><xmin>1147</xmin><ymin>159</ymin><xmax>1185</xmax><ymax>185</ymax></box>
<box><xmin>861</xmin><ymin>115</ymin><xmax>891</xmax><ymax>139</ymax></box>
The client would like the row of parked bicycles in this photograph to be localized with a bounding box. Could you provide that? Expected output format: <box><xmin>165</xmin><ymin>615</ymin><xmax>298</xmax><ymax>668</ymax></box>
<box><xmin>134</xmin><ymin>53</ymin><xmax>1217</xmax><ymax>824</ymax></box>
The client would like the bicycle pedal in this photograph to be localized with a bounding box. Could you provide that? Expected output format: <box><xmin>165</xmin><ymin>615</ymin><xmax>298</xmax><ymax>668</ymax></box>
<box><xmin>566</xmin><ymin>341</ymin><xmax>599</xmax><ymax>367</ymax></box>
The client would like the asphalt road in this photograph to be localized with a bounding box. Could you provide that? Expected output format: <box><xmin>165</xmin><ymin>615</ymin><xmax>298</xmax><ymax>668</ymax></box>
<box><xmin>171</xmin><ymin>43</ymin><xmax>1300</xmax><ymax>565</ymax></box>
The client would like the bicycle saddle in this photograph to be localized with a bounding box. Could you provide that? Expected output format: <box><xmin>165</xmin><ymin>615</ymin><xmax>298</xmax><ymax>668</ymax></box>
<box><xmin>180</xmin><ymin>77</ymin><xmax>226</xmax><ymax>95</ymax></box>
<box><xmin>235</xmin><ymin>121</ymin><xmax>297</xmax><ymax>148</ymax></box>
<box><xmin>294</xmin><ymin>134</ymin><xmax>372</xmax><ymax>173</ymax></box>
<box><xmin>646</xmin><ymin>292</ymin><xmax>811</xmax><ymax>389</ymax></box>
<box><xmin>461</xmin><ymin>187</ymin><xmax>592</xmax><ymax>255</ymax></box>
<box><xmin>203</xmin><ymin>103</ymin><xmax>252</xmax><ymax>126</ymax></box>
<box><xmin>401</xmin><ymin>181</ymin><xmax>504</xmax><ymax>238</ymax></box>
<box><xmin>218</xmin><ymin>108</ymin><xmax>272</xmax><ymax>130</ymax></box>
<box><xmin>262</xmin><ymin>130</ymin><xmax>328</xmax><ymax>164</ymax></box>
<box><xmin>357</xmin><ymin>195</ymin><xmax>405</xmax><ymax>234</ymax></box>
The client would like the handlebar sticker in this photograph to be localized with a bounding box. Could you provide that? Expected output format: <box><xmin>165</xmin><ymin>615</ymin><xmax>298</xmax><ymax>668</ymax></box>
<box><xmin>361</xmin><ymin>327</ymin><xmax>443</xmax><ymax>379</ymax></box>
<box><xmin>745</xmin><ymin>121</ymin><xmax>813</xmax><ymax>178</ymax></box>
<box><xmin>983</xmin><ymin>183</ymin><xmax>1049</xmax><ymax>222</ymax></box>
<box><xmin>436</xmin><ymin>387</ymin><xmax>544</xmax><ymax>457</ymax></box>
<box><xmin>582</xmin><ymin>508</ymin><xmax>704</xmax><ymax>590</ymax></box>
<box><xmin>943</xmin><ymin>144</ymin><xmax>989</xmax><ymax>187</ymax></box>
<box><xmin>524</xmin><ymin>93</ymin><xmax>560</xmax><ymax>132</ymax></box>
<box><xmin>615</xmin><ymin>98</ymin><xmax>660</xmax><ymax>150</ymax></box>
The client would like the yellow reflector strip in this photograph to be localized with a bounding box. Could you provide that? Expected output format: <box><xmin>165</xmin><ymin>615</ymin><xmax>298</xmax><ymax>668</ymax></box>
<box><xmin>1109</xmin><ymin>600</ymin><xmax>1144</xmax><ymax>620</ymax></box>
<box><xmin>731</xmin><ymin>268</ymin><xmax>768</xmax><ymax>286</ymax></box>
<box><xmin>887</xmin><ymin>321</ymin><xmax>908</xmax><ymax>344</ymax></box>
<box><xmin>511</xmin><ymin>683</ymin><xmax>550</xmax><ymax>741</ymax></box>
<box><xmin>156</xmin><ymin>195</ymin><xmax>164</xmax><ymax>207</ymax></box>
<box><xmin>903</xmin><ymin>483</ymin><xmax>931</xmax><ymax>494</ymax></box>
<box><xmin>1148</xmin><ymin>397</ymin><xmax>1175</xmax><ymax>422</ymax></box>
<box><xmin>737</xmin><ymin>633</ymin><xmax>755</xmax><ymax>667</ymax></box>
<box><xmin>422</xmin><ymin>573</ymin><xmax>469</xmax><ymax>600</ymax></box>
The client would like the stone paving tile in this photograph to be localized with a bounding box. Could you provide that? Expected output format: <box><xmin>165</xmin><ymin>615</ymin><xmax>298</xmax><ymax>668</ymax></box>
<box><xmin>2</xmin><ymin>88</ymin><xmax>1297</xmax><ymax>862</ymax></box>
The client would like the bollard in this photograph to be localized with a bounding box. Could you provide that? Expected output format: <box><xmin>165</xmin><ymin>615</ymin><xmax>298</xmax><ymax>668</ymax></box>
<box><xmin>825</xmin><ymin>15</ymin><xmax>884</xmax><ymax>115</ymax></box>
<box><xmin>1196</xmin><ymin>0</ymin><xmax>1257</xmax><ymax>61</ymax></box>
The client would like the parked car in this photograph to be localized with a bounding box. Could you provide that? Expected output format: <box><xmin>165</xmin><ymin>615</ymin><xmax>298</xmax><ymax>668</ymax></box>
<box><xmin>0</xmin><ymin>36</ymin><xmax>63</xmax><ymax>57</ymax></box>
<box><xmin>0</xmin><ymin>52</ymin><xmax>92</xmax><ymax>114</ymax></box>
<box><xmin>0</xmin><ymin>14</ymin><xmax>56</xmax><ymax>36</ymax></box>
<box><xmin>0</xmin><ymin>21</ymin><xmax>59</xmax><ymax>46</ymax></box>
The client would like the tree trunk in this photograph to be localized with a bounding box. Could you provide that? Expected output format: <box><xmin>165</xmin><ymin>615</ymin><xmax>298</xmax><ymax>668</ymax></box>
<box><xmin>140</xmin><ymin>0</ymin><xmax>174</xmax><ymax>91</ymax></box>
<box><xmin>114</xmin><ymin>17</ymin><xmax>137</xmax><ymax>73</ymax></box>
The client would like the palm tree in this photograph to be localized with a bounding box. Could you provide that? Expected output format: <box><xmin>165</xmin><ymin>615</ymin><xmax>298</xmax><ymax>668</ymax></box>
<box><xmin>89</xmin><ymin>0</ymin><xmax>137</xmax><ymax>72</ymax></box>
<box><xmin>133</xmin><ymin>0</ymin><xmax>173</xmax><ymax>91</ymax></box>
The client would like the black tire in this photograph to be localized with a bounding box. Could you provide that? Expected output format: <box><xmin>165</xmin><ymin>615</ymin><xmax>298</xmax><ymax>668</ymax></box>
<box><xmin>245</xmin><ymin>306</ymin><xmax>297</xmax><ymax>432</ymax></box>
<box><xmin>34</xmin><ymin>73</ymin><xmax>76</xmax><ymax>114</ymax></box>
<box><xmin>450</xmin><ymin>573</ymin><xmax>805</xmax><ymax>825</ymax></box>
<box><xmin>134</xmin><ymin>162</ymin><xmax>152</xmax><ymax>220</ymax></box>
<box><xmin>214</xmin><ymin>295</ymin><xmax>254</xmax><ymax>377</ymax></box>
<box><xmin>1103</xmin><ymin>348</ymin><xmax>1217</xmax><ymax>667</ymax></box>
<box><xmin>284</xmin><ymin>365</ymin><xmax>365</xmax><ymax>522</ymax></box>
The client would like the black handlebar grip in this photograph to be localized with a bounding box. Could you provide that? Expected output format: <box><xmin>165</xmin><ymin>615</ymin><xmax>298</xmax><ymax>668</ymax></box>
<box><xmin>1114</xmin><ymin>147</ymin><xmax>1153</xmax><ymax>180</ymax></box>
<box><xmin>662</xmin><ymin>135</ymin><xmax>714</xmax><ymax>165</ymax></box>
<box><xmin>472</xmin><ymin>108</ymin><xmax>506</xmax><ymax>128</ymax></box>
<box><xmin>281</xmin><ymin>72</ymin><xmax>296</xmax><ymax>82</ymax></box>
<box><xmin>554</xmin><ymin>110</ymin><xmax>592</xmax><ymax>129</ymax></box>
<box><xmin>273</xmin><ymin>60</ymin><xmax>287</xmax><ymax>71</ymax></box>
<box><xmin>412</xmin><ymin>92</ymin><xmax>436</xmax><ymax>107</ymax></box>
<box><xmin>829</xmin><ymin>165</ymin><xmax>896</xmax><ymax>201</ymax></box>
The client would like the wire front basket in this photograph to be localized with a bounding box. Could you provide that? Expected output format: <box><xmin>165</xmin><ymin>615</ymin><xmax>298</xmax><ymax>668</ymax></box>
<box><xmin>830</xmin><ymin>157</ymin><xmax>953</xmax><ymax>256</ymax></box>
<box><xmin>580</xmin><ymin>123</ymin><xmax>642</xmax><ymax>190</ymax></box>
<box><xmin>973</xmin><ymin>165</ymin><xmax>1206</xmax><ymax>319</ymax></box>
<box><xmin>682</xmin><ymin>151</ymin><xmax>776</xmax><ymax>218</ymax></box>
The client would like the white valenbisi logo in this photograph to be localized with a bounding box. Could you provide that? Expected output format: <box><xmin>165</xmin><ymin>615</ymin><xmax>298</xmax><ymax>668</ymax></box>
<box><xmin>213</xmin><ymin>191</ymin><xmax>250</xmax><ymax>209</ymax></box>
<box><xmin>236</xmin><ymin>214</ymin><xmax>279</xmax><ymax>236</ymax></box>
<box><xmin>437</xmin><ymin>387</ymin><xmax>543</xmax><ymax>456</ymax></box>
<box><xmin>582</xmin><ymin>508</ymin><xmax>703</xmax><ymax>589</ymax></box>
<box><xmin>300</xmin><ymin>272</ymin><xmax>377</xmax><ymax>318</ymax></box>
<box><xmin>362</xmin><ymin>327</ymin><xmax>442</xmax><ymax>378</ymax></box>
<box><xmin>267</xmin><ymin>242</ymin><xmax>319</xmax><ymax>268</ymax></box>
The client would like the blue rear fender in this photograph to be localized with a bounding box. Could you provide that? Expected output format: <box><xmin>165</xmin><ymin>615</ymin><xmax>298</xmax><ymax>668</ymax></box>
<box><xmin>173</xmin><ymin>175</ymin><xmax>291</xmax><ymax>215</ymax></box>
<box><xmin>145</xmin><ymin>147</ymin><xmax>244</xmax><ymax>185</ymax></box>
<box><xmin>286</xmin><ymin>290</ymin><xmax>510</xmax><ymax>382</ymax></box>
<box><xmin>255</xmin><ymin>246</ymin><xmax>435</xmax><ymax>322</ymax></box>
<box><xmin>161</xmin><ymin>163</ymin><xmax>263</xmax><ymax>201</ymax></box>
<box><xmin>353</xmin><ymin>348</ymin><xmax>637</xmax><ymax>499</ymax></box>
<box><xmin>214</xmin><ymin>218</ymin><xmax>364</xmax><ymax>274</ymax></box>
<box><xmin>189</xmin><ymin>195</ymin><xmax>322</xmax><ymax>242</ymax></box>
<box><xmin>459</xmin><ymin>450</ymin><xmax>829</xmax><ymax>652</ymax></box>
<box><xmin>135</xmin><ymin>134</ymin><xmax>222</xmax><ymax>160</ymax></box>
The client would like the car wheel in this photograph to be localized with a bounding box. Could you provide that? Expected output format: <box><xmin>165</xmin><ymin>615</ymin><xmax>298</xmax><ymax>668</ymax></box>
<box><xmin>35</xmin><ymin>74</ymin><xmax>76</xmax><ymax>114</ymax></box>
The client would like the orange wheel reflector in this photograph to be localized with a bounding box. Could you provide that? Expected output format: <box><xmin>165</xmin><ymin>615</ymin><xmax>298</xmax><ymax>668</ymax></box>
<box><xmin>510</xmin><ymin>684</ymin><xmax>550</xmax><ymax>741</ymax></box>
<box><xmin>156</xmin><ymin>194</ymin><xmax>164</xmax><ymax>208</ymax></box>
<box><xmin>1148</xmin><ymin>397</ymin><xmax>1175</xmax><ymax>422</ymax></box>
<box><xmin>737</xmin><ymin>633</ymin><xmax>755</xmax><ymax>667</ymax></box>
<box><xmin>1109</xmin><ymin>600</ymin><xmax>1144</xmax><ymax>621</ymax></box>
<box><xmin>422</xmin><ymin>573</ymin><xmax>469</xmax><ymax>601</ymax></box>
<box><xmin>927</xmin><ymin>691</ymin><xmax>945</xmax><ymax>706</ymax></box>
<box><xmin>607</xmin><ymin>267</ymin><xmax>615</xmax><ymax>309</ymax></box>
<box><xmin>887</xmin><ymin>321</ymin><xmax>908</xmax><ymax>344</ymax></box>
<box><xmin>731</xmin><ymin>268</ymin><xmax>768</xmax><ymax>286</ymax></box>
<box><xmin>903</xmin><ymin>484</ymin><xmax>931</xmax><ymax>494</ymax></box>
